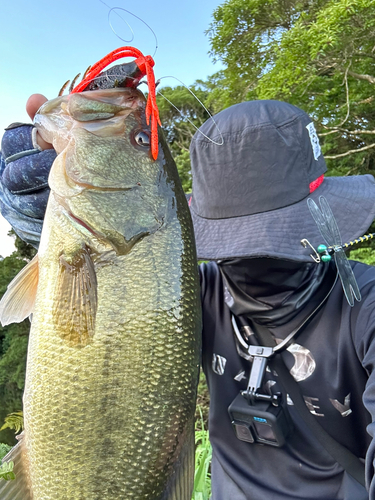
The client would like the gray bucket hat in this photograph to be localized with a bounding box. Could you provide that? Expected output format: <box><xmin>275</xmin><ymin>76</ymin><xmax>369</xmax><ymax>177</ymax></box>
<box><xmin>188</xmin><ymin>100</ymin><xmax>375</xmax><ymax>262</ymax></box>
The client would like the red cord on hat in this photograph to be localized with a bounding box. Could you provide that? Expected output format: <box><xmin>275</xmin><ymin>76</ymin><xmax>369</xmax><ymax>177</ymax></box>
<box><xmin>71</xmin><ymin>47</ymin><xmax>161</xmax><ymax>160</ymax></box>
<box><xmin>309</xmin><ymin>175</ymin><xmax>324</xmax><ymax>193</ymax></box>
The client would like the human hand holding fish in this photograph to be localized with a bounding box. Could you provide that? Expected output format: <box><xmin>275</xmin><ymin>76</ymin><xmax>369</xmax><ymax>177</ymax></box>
<box><xmin>26</xmin><ymin>94</ymin><xmax>51</xmax><ymax>151</ymax></box>
<box><xmin>0</xmin><ymin>48</ymin><xmax>201</xmax><ymax>500</ymax></box>
<box><xmin>0</xmin><ymin>95</ymin><xmax>56</xmax><ymax>248</ymax></box>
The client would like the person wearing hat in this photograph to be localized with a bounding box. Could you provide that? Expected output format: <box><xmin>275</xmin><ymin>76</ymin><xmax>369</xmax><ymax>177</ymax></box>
<box><xmin>1</xmin><ymin>96</ymin><xmax>375</xmax><ymax>499</ymax></box>
<box><xmin>189</xmin><ymin>100</ymin><xmax>375</xmax><ymax>500</ymax></box>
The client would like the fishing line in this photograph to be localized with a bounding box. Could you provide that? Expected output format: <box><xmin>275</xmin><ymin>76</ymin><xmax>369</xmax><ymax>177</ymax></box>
<box><xmin>157</xmin><ymin>76</ymin><xmax>224</xmax><ymax>146</ymax></box>
<box><xmin>99</xmin><ymin>0</ymin><xmax>158</xmax><ymax>58</ymax></box>
<box><xmin>59</xmin><ymin>70</ymin><xmax>223</xmax><ymax>148</ymax></box>
<box><xmin>109</xmin><ymin>8</ymin><xmax>135</xmax><ymax>44</ymax></box>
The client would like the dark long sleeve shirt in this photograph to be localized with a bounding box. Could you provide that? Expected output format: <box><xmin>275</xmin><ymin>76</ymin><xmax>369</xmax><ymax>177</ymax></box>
<box><xmin>200</xmin><ymin>260</ymin><xmax>375</xmax><ymax>500</ymax></box>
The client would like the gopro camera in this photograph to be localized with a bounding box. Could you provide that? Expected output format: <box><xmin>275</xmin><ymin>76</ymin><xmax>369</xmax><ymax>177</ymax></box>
<box><xmin>228</xmin><ymin>346</ymin><xmax>293</xmax><ymax>447</ymax></box>
<box><xmin>228</xmin><ymin>392</ymin><xmax>293</xmax><ymax>447</ymax></box>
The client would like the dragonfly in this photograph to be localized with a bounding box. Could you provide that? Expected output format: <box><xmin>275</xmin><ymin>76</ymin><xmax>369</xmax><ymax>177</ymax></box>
<box><xmin>301</xmin><ymin>196</ymin><xmax>375</xmax><ymax>307</ymax></box>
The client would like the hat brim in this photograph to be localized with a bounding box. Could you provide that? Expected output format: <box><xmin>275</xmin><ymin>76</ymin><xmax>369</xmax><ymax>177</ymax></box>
<box><xmin>190</xmin><ymin>175</ymin><xmax>375</xmax><ymax>262</ymax></box>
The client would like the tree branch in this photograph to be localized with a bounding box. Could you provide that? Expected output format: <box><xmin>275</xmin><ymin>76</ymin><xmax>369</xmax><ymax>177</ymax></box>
<box><xmin>324</xmin><ymin>61</ymin><xmax>375</xmax><ymax>84</ymax></box>
<box><xmin>354</xmin><ymin>52</ymin><xmax>375</xmax><ymax>60</ymax></box>
<box><xmin>320</xmin><ymin>128</ymin><xmax>375</xmax><ymax>137</ymax></box>
<box><xmin>336</xmin><ymin>64</ymin><xmax>351</xmax><ymax>127</ymax></box>
<box><xmin>319</xmin><ymin>130</ymin><xmax>341</xmax><ymax>137</ymax></box>
<box><xmin>347</xmin><ymin>70</ymin><xmax>375</xmax><ymax>84</ymax></box>
<box><xmin>325</xmin><ymin>142</ymin><xmax>375</xmax><ymax>159</ymax></box>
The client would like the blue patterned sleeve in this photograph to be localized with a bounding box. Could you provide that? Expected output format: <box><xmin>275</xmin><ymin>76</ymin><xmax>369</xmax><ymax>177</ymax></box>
<box><xmin>0</xmin><ymin>123</ymin><xmax>56</xmax><ymax>248</ymax></box>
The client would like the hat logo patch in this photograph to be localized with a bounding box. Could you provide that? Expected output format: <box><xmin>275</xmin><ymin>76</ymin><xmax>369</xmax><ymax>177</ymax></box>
<box><xmin>306</xmin><ymin>122</ymin><xmax>322</xmax><ymax>161</ymax></box>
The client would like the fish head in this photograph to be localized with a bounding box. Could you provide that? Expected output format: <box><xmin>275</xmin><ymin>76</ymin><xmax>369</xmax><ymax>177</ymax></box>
<box><xmin>34</xmin><ymin>87</ymin><xmax>148</xmax><ymax>155</ymax></box>
<box><xmin>34</xmin><ymin>88</ymin><xmax>185</xmax><ymax>256</ymax></box>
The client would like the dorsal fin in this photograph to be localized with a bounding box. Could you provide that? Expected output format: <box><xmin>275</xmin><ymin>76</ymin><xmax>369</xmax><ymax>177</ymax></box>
<box><xmin>0</xmin><ymin>255</ymin><xmax>39</xmax><ymax>326</ymax></box>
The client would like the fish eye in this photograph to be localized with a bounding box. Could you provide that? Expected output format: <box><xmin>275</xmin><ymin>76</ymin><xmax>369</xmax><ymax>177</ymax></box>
<box><xmin>134</xmin><ymin>131</ymin><xmax>150</xmax><ymax>147</ymax></box>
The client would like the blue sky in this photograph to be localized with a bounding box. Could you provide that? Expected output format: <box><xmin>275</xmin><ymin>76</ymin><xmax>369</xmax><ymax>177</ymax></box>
<box><xmin>0</xmin><ymin>0</ymin><xmax>224</xmax><ymax>256</ymax></box>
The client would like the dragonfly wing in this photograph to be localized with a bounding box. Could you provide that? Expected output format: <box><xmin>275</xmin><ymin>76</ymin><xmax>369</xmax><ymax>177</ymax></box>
<box><xmin>308</xmin><ymin>197</ymin><xmax>360</xmax><ymax>307</ymax></box>
<box><xmin>307</xmin><ymin>198</ymin><xmax>335</xmax><ymax>245</ymax></box>
<box><xmin>334</xmin><ymin>250</ymin><xmax>361</xmax><ymax>307</ymax></box>
<box><xmin>319</xmin><ymin>196</ymin><xmax>342</xmax><ymax>246</ymax></box>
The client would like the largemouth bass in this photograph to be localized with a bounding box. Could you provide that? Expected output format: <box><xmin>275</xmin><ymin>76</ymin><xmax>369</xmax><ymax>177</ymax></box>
<box><xmin>0</xmin><ymin>86</ymin><xmax>201</xmax><ymax>499</ymax></box>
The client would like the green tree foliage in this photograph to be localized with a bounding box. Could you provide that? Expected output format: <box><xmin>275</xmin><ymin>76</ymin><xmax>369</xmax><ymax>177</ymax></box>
<box><xmin>1</xmin><ymin>412</ymin><xmax>24</xmax><ymax>435</ymax></box>
<box><xmin>9</xmin><ymin>230</ymin><xmax>37</xmax><ymax>261</ymax></box>
<box><xmin>0</xmin><ymin>460</ymin><xmax>15</xmax><ymax>481</ymax></box>
<box><xmin>0</xmin><ymin>443</ymin><xmax>11</xmax><ymax>461</ymax></box>
<box><xmin>157</xmin><ymin>84</ymin><xmax>214</xmax><ymax>192</ymax></box>
<box><xmin>0</xmin><ymin>253</ymin><xmax>30</xmax><ymax>445</ymax></box>
<box><xmin>207</xmin><ymin>0</ymin><xmax>375</xmax><ymax>175</ymax></box>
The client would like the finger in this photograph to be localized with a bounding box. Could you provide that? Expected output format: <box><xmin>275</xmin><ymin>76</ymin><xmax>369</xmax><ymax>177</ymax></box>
<box><xmin>26</xmin><ymin>94</ymin><xmax>53</xmax><ymax>150</ymax></box>
<box><xmin>26</xmin><ymin>94</ymin><xmax>48</xmax><ymax>120</ymax></box>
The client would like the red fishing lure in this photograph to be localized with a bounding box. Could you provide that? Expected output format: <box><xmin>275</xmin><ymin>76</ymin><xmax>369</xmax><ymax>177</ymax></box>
<box><xmin>71</xmin><ymin>47</ymin><xmax>161</xmax><ymax>160</ymax></box>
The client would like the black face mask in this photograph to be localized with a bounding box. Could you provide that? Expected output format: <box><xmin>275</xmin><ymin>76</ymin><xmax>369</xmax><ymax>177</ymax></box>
<box><xmin>218</xmin><ymin>258</ymin><xmax>334</xmax><ymax>327</ymax></box>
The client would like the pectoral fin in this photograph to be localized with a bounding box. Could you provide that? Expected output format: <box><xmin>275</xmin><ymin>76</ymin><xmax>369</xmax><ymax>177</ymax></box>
<box><xmin>0</xmin><ymin>433</ymin><xmax>32</xmax><ymax>500</ymax></box>
<box><xmin>54</xmin><ymin>247</ymin><xmax>97</xmax><ymax>347</ymax></box>
<box><xmin>0</xmin><ymin>254</ymin><xmax>39</xmax><ymax>326</ymax></box>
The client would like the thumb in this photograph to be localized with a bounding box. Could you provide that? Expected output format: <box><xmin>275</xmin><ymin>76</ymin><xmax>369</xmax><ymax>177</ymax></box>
<box><xmin>26</xmin><ymin>94</ymin><xmax>48</xmax><ymax>121</ymax></box>
<box><xmin>26</xmin><ymin>94</ymin><xmax>52</xmax><ymax>150</ymax></box>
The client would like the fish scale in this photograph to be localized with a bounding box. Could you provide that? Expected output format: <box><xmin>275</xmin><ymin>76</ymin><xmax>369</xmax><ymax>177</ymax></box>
<box><xmin>0</xmin><ymin>87</ymin><xmax>201</xmax><ymax>499</ymax></box>
<box><xmin>23</xmin><ymin>206</ymin><xmax>199</xmax><ymax>499</ymax></box>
